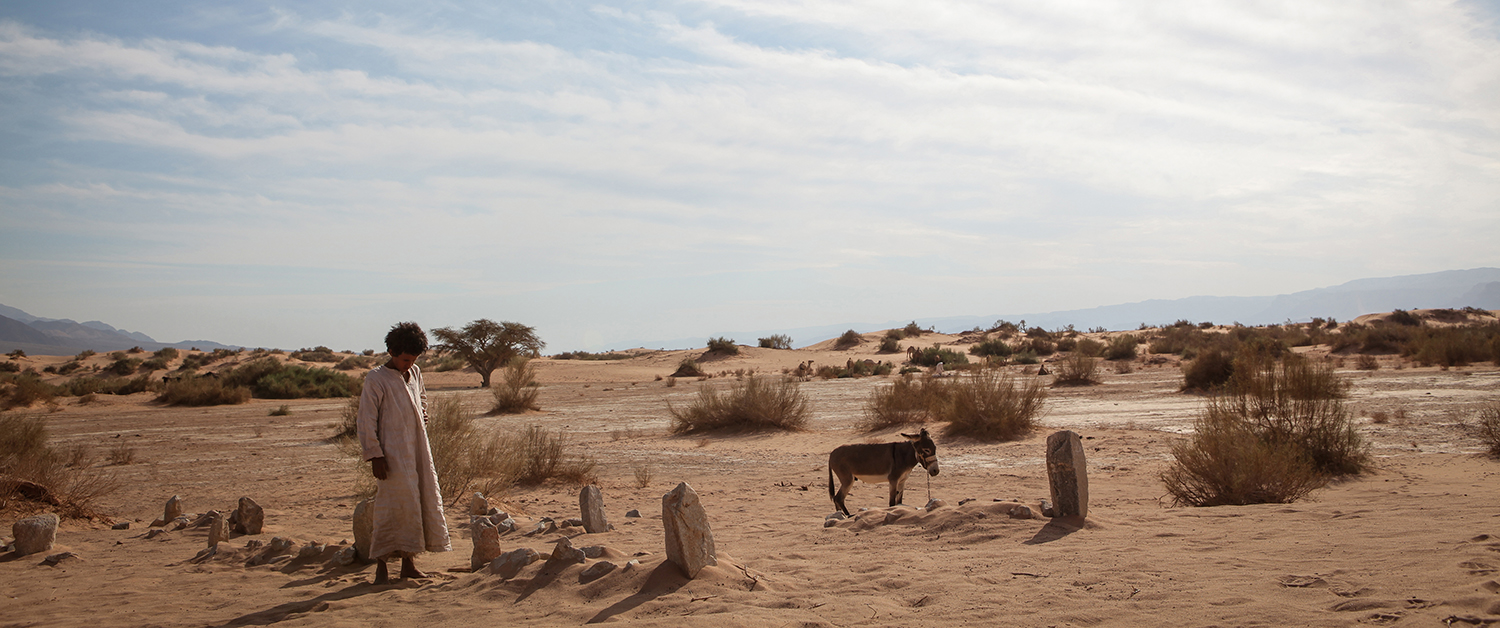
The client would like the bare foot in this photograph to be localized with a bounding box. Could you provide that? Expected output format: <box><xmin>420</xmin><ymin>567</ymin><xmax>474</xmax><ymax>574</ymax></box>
<box><xmin>399</xmin><ymin>557</ymin><xmax>426</xmax><ymax>580</ymax></box>
<box><xmin>373</xmin><ymin>560</ymin><xmax>391</xmax><ymax>585</ymax></box>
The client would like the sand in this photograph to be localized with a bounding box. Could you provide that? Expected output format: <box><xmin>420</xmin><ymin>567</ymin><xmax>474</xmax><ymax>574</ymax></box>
<box><xmin>2</xmin><ymin>335</ymin><xmax>1499</xmax><ymax>627</ymax></box>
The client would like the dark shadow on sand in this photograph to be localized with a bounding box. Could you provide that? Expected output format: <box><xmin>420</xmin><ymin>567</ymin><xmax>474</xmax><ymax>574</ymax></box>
<box><xmin>585</xmin><ymin>562</ymin><xmax>688</xmax><ymax>624</ymax></box>
<box><xmin>1023</xmin><ymin>516</ymin><xmax>1086</xmax><ymax>545</ymax></box>
<box><xmin>215</xmin><ymin>579</ymin><xmax>416</xmax><ymax>626</ymax></box>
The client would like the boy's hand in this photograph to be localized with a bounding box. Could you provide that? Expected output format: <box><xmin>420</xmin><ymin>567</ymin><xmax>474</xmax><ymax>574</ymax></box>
<box><xmin>370</xmin><ymin>457</ymin><xmax>389</xmax><ymax>480</ymax></box>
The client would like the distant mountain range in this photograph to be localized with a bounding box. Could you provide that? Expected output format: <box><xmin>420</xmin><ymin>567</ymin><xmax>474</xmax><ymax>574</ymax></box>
<box><xmin>0</xmin><ymin>304</ymin><xmax>241</xmax><ymax>356</ymax></box>
<box><xmin>606</xmin><ymin>267</ymin><xmax>1500</xmax><ymax>351</ymax></box>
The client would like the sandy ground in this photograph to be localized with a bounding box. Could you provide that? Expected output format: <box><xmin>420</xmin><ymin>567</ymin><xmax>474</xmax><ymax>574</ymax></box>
<box><xmin>2</xmin><ymin>337</ymin><xmax>1499</xmax><ymax>627</ymax></box>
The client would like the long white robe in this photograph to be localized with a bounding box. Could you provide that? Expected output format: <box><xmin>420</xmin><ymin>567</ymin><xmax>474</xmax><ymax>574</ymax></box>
<box><xmin>357</xmin><ymin>364</ymin><xmax>450</xmax><ymax>559</ymax></box>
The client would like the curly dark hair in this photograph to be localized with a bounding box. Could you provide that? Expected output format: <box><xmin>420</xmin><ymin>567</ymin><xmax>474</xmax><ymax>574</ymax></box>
<box><xmin>385</xmin><ymin>321</ymin><xmax>429</xmax><ymax>356</ymax></box>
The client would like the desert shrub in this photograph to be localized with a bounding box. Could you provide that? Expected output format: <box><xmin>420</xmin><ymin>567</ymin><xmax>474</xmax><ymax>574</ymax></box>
<box><xmin>1074</xmin><ymin>338</ymin><xmax>1105</xmax><ymax>357</ymax></box>
<box><xmin>834</xmin><ymin>329</ymin><xmax>864</xmax><ymax>350</ymax></box>
<box><xmin>969</xmin><ymin>337</ymin><xmax>1013</xmax><ymax>358</ymax></box>
<box><xmin>671</xmin><ymin>358</ymin><xmax>705</xmax><ymax>378</ymax></box>
<box><xmin>988</xmin><ymin>320</ymin><xmax>1020</xmax><ymax>335</ymax></box>
<box><xmin>104</xmin><ymin>357</ymin><xmax>142</xmax><ymax>376</ymax></box>
<box><xmin>0</xmin><ymin>414</ymin><xmax>119</xmax><ymax>518</ymax></box>
<box><xmin>1018</xmin><ymin>337</ymin><xmax>1056</xmax><ymax>357</ymax></box>
<box><xmin>1105</xmin><ymin>334</ymin><xmax>1138</xmax><ymax>361</ymax></box>
<box><xmin>490</xmin><ymin>358</ymin><xmax>541</xmax><ymax>414</ymax></box>
<box><xmin>757</xmin><ymin>334</ymin><xmax>793</xmax><ymax>350</ymax></box>
<box><xmin>61</xmin><ymin>374</ymin><xmax>155</xmax><ymax>397</ymax></box>
<box><xmin>2</xmin><ymin>374</ymin><xmax>58</xmax><ymax>409</ymax></box>
<box><xmin>156</xmin><ymin>376</ymin><xmax>251</xmax><ymax>406</ymax></box>
<box><xmin>1011</xmin><ymin>350</ymin><xmax>1039</xmax><ymax>365</ymax></box>
<box><xmin>909</xmin><ymin>345</ymin><xmax>969</xmax><ymax>367</ymax></box>
<box><xmin>878</xmin><ymin>336</ymin><xmax>901</xmax><ymax>353</ymax></box>
<box><xmin>425</xmin><ymin>395</ymin><xmax>598</xmax><ymax>500</ymax></box>
<box><xmin>105</xmin><ymin>440</ymin><xmax>136</xmax><ymax>465</ymax></box>
<box><xmin>6</xmin><ymin>349</ymin><xmax>25</xmax><ymax>358</ymax></box>
<box><xmin>937</xmin><ymin>370</ymin><xmax>1047</xmax><ymax>442</ymax></box>
<box><xmin>1388</xmin><ymin>309</ymin><xmax>1422</xmax><ymax>326</ymax></box>
<box><xmin>335</xmin><ymin>355</ymin><xmax>377</xmax><ymax>371</ymax></box>
<box><xmin>153</xmin><ymin>347</ymin><xmax>179</xmax><ymax>360</ymax></box>
<box><xmin>1354</xmin><ymin>355</ymin><xmax>1379</xmax><ymax>370</ymax></box>
<box><xmin>506</xmin><ymin>424</ymin><xmax>597</xmax><ymax>486</ymax></box>
<box><xmin>140</xmin><ymin>356</ymin><xmax>171</xmax><ymax>371</ymax></box>
<box><xmin>1182</xmin><ymin>349</ymin><xmax>1235</xmax><ymax>392</ymax></box>
<box><xmin>333</xmin><ymin>397</ymin><xmax>360</xmax><ymax>440</ymax></box>
<box><xmin>1055</xmin><ymin>337</ymin><xmax>1077</xmax><ymax>352</ymax></box>
<box><xmin>75</xmin><ymin>350</ymin><xmax>96</xmax><ymax>361</ymax></box>
<box><xmin>1476</xmin><ymin>404</ymin><xmax>1500</xmax><ymax>457</ymax></box>
<box><xmin>668</xmin><ymin>376</ymin><xmax>809</xmax><ymax>433</ymax></box>
<box><xmin>269</xmin><ymin>404</ymin><xmax>291</xmax><ymax>416</ymax></box>
<box><xmin>859</xmin><ymin>375</ymin><xmax>950</xmax><ymax>431</ymax></box>
<box><xmin>1160</xmin><ymin>411</ymin><xmax>1323</xmax><ymax>507</ymax></box>
<box><xmin>0</xmin><ymin>361</ymin><xmax>18</xmax><ymax>373</ymax></box>
<box><xmin>903</xmin><ymin>321</ymin><xmax>925</xmax><ymax>337</ymax></box>
<box><xmin>1405</xmin><ymin>325</ymin><xmax>1499</xmax><ymax>367</ymax></box>
<box><xmin>290</xmin><ymin>346</ymin><xmax>341</xmax><ymax>362</ymax></box>
<box><xmin>1053</xmin><ymin>355</ymin><xmax>1102</xmax><ymax>386</ymax></box>
<box><xmin>55</xmin><ymin>361</ymin><xmax>83</xmax><ymax>375</ymax></box>
<box><xmin>252</xmin><ymin>365</ymin><xmax>360</xmax><ymax>399</ymax></box>
<box><xmin>705</xmin><ymin>337</ymin><xmax>739</xmax><ymax>355</ymax></box>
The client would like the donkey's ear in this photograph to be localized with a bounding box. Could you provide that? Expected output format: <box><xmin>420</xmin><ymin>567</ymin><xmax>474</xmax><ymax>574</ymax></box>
<box><xmin>901</xmin><ymin>432</ymin><xmax>919</xmax><ymax>441</ymax></box>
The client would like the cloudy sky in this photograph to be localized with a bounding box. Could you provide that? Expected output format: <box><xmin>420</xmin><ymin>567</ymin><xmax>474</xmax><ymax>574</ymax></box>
<box><xmin>2</xmin><ymin>1</ymin><xmax>1498</xmax><ymax>352</ymax></box>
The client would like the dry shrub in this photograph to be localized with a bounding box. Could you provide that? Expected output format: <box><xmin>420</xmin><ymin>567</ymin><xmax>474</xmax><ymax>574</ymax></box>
<box><xmin>1105</xmin><ymin>334</ymin><xmax>1138</xmax><ymax>360</ymax></box>
<box><xmin>0</xmin><ymin>414</ymin><xmax>119</xmax><ymax>518</ymax></box>
<box><xmin>1053</xmin><ymin>355</ymin><xmax>1102</xmax><ymax>386</ymax></box>
<box><xmin>834</xmin><ymin>329</ymin><xmax>864</xmax><ymax>350</ymax></box>
<box><xmin>632</xmin><ymin>461</ymin><xmax>654</xmax><ymax>488</ymax></box>
<box><xmin>1181</xmin><ymin>349</ymin><xmax>1234</xmax><ymax>392</ymax></box>
<box><xmin>156</xmin><ymin>377</ymin><xmax>251</xmax><ymax>406</ymax></box>
<box><xmin>424</xmin><ymin>397</ymin><xmax>595</xmax><ymax>501</ymax></box>
<box><xmin>490</xmin><ymin>358</ymin><xmax>540</xmax><ymax>414</ymax></box>
<box><xmin>1354</xmin><ymin>354</ymin><xmax>1379</xmax><ymax>370</ymax></box>
<box><xmin>1370</xmin><ymin>411</ymin><xmax>1390</xmax><ymax>424</ymax></box>
<box><xmin>859</xmin><ymin>375</ymin><xmax>947</xmax><ymax>431</ymax></box>
<box><xmin>106</xmin><ymin>440</ymin><xmax>136</xmax><ymax>465</ymax></box>
<box><xmin>937</xmin><ymin>370</ymin><xmax>1047</xmax><ymax>442</ymax></box>
<box><xmin>706</xmin><ymin>337</ymin><xmax>740</xmax><ymax>355</ymax></box>
<box><xmin>671</xmin><ymin>358</ymin><xmax>705</xmax><ymax>378</ymax></box>
<box><xmin>334</xmin><ymin>396</ymin><xmax>359</xmax><ymax>440</ymax></box>
<box><xmin>1476</xmin><ymin>404</ymin><xmax>1500</xmax><ymax>458</ymax></box>
<box><xmin>1162</xmin><ymin>355</ymin><xmax>1369</xmax><ymax>507</ymax></box>
<box><xmin>268</xmin><ymin>404</ymin><xmax>291</xmax><ymax>416</ymax></box>
<box><xmin>2</xmin><ymin>374</ymin><xmax>58</xmax><ymax>409</ymax></box>
<box><xmin>668</xmin><ymin>376</ymin><xmax>809</xmax><ymax>434</ymax></box>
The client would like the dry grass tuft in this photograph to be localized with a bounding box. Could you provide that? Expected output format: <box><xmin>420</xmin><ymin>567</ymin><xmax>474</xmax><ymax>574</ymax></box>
<box><xmin>632</xmin><ymin>461</ymin><xmax>654</xmax><ymax>488</ymax></box>
<box><xmin>1052</xmin><ymin>355</ymin><xmax>1102</xmax><ymax>386</ymax></box>
<box><xmin>936</xmin><ymin>370</ymin><xmax>1047</xmax><ymax>442</ymax></box>
<box><xmin>859</xmin><ymin>375</ymin><xmax>946</xmax><ymax>431</ymax></box>
<box><xmin>0</xmin><ymin>414</ymin><xmax>119</xmax><ymax>518</ymax></box>
<box><xmin>668</xmin><ymin>376</ymin><xmax>810</xmax><ymax>434</ymax></box>
<box><xmin>1476</xmin><ymin>404</ymin><xmax>1500</xmax><ymax>458</ymax></box>
<box><xmin>490</xmin><ymin>358</ymin><xmax>541</xmax><ymax>414</ymax></box>
<box><xmin>424</xmin><ymin>396</ymin><xmax>597</xmax><ymax>502</ymax></box>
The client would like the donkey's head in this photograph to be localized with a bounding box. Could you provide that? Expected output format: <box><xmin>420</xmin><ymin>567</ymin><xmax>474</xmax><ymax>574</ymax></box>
<box><xmin>901</xmin><ymin>428</ymin><xmax>939</xmax><ymax>476</ymax></box>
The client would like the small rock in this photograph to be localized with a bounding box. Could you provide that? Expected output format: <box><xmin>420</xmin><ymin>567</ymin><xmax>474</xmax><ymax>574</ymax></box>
<box><xmin>298</xmin><ymin>542</ymin><xmax>325</xmax><ymax>559</ymax></box>
<box><xmin>244</xmin><ymin>539</ymin><xmax>264</xmax><ymax>551</ymax></box>
<box><xmin>524</xmin><ymin>518</ymin><xmax>557</xmax><ymax>537</ymax></box>
<box><xmin>333</xmin><ymin>546</ymin><xmax>358</xmax><ymax>566</ymax></box>
<box><xmin>1007</xmin><ymin>505</ymin><xmax>1035</xmax><ymax>519</ymax></box>
<box><xmin>1040</xmin><ymin>499</ymin><xmax>1055</xmax><ymax>518</ymax></box>
<box><xmin>486</xmin><ymin>507</ymin><xmax>503</xmax><ymax>517</ymax></box>
<box><xmin>546</xmin><ymin>537</ymin><xmax>586</xmax><ymax>566</ymax></box>
<box><xmin>111</xmin><ymin>522</ymin><xmax>131</xmax><ymax>530</ymax></box>
<box><xmin>144</xmin><ymin>529</ymin><xmax>166</xmax><ymax>540</ymax></box>
<box><xmin>924</xmin><ymin>498</ymin><xmax>946</xmax><ymax>511</ymax></box>
<box><xmin>625</xmin><ymin>509</ymin><xmax>641</xmax><ymax>518</ymax></box>
<box><xmin>471</xmin><ymin>519</ymin><xmax>502</xmax><ymax>571</ymax></box>
<box><xmin>579</xmin><ymin>561</ymin><xmax>617</xmax><ymax>583</ymax></box>
<box><xmin>625</xmin><ymin>559</ymin><xmax>641</xmax><ymax>570</ymax></box>
<box><xmin>469</xmin><ymin>492</ymin><xmax>490</xmax><ymax>516</ymax></box>
<box><xmin>12</xmin><ymin>513</ymin><xmax>59</xmax><ymax>556</ymax></box>
<box><xmin>489</xmin><ymin>547</ymin><xmax>540</xmax><ymax>579</ymax></box>
<box><xmin>234</xmin><ymin>497</ymin><xmax>264</xmax><ymax>535</ymax></box>
<box><xmin>496</xmin><ymin>518</ymin><xmax>517</xmax><ymax>533</ymax></box>
<box><xmin>823</xmin><ymin>518</ymin><xmax>841</xmax><ymax>528</ymax></box>
<box><xmin>207</xmin><ymin>512</ymin><xmax>229</xmax><ymax>547</ymax></box>
<box><xmin>41</xmin><ymin>551</ymin><xmax>78</xmax><ymax>567</ymax></box>
<box><xmin>170</xmin><ymin>515</ymin><xmax>191</xmax><ymax>531</ymax></box>
<box><xmin>267</xmin><ymin>537</ymin><xmax>295</xmax><ymax>554</ymax></box>
<box><xmin>352</xmin><ymin>498</ymin><xmax>374</xmax><ymax>560</ymax></box>
<box><xmin>560</xmin><ymin>518</ymin><xmax>582</xmax><ymax>528</ymax></box>
<box><xmin>580</xmin><ymin>545</ymin><xmax>607</xmax><ymax>559</ymax></box>
<box><xmin>151</xmin><ymin>495</ymin><xmax>183</xmax><ymax>527</ymax></box>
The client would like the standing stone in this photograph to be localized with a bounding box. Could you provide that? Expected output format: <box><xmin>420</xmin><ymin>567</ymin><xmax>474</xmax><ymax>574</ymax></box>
<box><xmin>661</xmin><ymin>482</ymin><xmax>717</xmax><ymax>578</ymax></box>
<box><xmin>1045</xmin><ymin>430</ymin><xmax>1089</xmax><ymax>519</ymax></box>
<box><xmin>12</xmin><ymin>513</ymin><xmax>59</xmax><ymax>556</ymax></box>
<box><xmin>471</xmin><ymin>519</ymin><xmax>502</xmax><ymax>572</ymax></box>
<box><xmin>352</xmin><ymin>498</ymin><xmax>375</xmax><ymax>561</ymax></box>
<box><xmin>234</xmin><ymin>497</ymin><xmax>264</xmax><ymax>535</ymax></box>
<box><xmin>489</xmin><ymin>547</ymin><xmax>540</xmax><ymax>579</ymax></box>
<box><xmin>469</xmin><ymin>492</ymin><xmax>489</xmax><ymax>517</ymax></box>
<box><xmin>152</xmin><ymin>495</ymin><xmax>183</xmax><ymax>527</ymax></box>
<box><xmin>580</xmin><ymin>485</ymin><xmax>609</xmax><ymax>534</ymax></box>
<box><xmin>207</xmin><ymin>512</ymin><xmax>229</xmax><ymax>547</ymax></box>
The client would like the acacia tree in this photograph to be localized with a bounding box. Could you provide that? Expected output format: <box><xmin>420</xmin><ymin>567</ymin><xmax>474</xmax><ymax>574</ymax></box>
<box><xmin>430</xmin><ymin>319</ymin><xmax>544</xmax><ymax>388</ymax></box>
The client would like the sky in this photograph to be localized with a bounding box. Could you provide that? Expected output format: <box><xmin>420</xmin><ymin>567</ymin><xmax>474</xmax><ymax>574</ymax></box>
<box><xmin>1</xmin><ymin>1</ymin><xmax>1498</xmax><ymax>352</ymax></box>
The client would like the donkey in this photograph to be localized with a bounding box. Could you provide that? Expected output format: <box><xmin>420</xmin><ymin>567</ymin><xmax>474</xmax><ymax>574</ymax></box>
<box><xmin>828</xmin><ymin>428</ymin><xmax>940</xmax><ymax>516</ymax></box>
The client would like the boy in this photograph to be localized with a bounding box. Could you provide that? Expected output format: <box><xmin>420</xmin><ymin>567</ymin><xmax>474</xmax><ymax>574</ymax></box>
<box><xmin>357</xmin><ymin>321</ymin><xmax>451</xmax><ymax>583</ymax></box>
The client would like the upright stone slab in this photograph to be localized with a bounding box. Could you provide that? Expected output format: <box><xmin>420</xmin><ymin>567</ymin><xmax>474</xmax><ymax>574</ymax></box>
<box><xmin>352</xmin><ymin>498</ymin><xmax>375</xmax><ymax>561</ymax></box>
<box><xmin>471</xmin><ymin>519</ymin><xmax>502</xmax><ymax>572</ymax></box>
<box><xmin>1045</xmin><ymin>430</ymin><xmax>1089</xmax><ymax>519</ymax></box>
<box><xmin>234</xmin><ymin>497</ymin><xmax>264</xmax><ymax>535</ymax></box>
<box><xmin>469</xmin><ymin>492</ymin><xmax>490</xmax><ymax>517</ymax></box>
<box><xmin>12</xmin><ymin>513</ymin><xmax>59</xmax><ymax>556</ymax></box>
<box><xmin>661</xmin><ymin>482</ymin><xmax>716</xmax><ymax>578</ymax></box>
<box><xmin>207</xmin><ymin>512</ymin><xmax>229</xmax><ymax>547</ymax></box>
<box><xmin>153</xmin><ymin>495</ymin><xmax>183</xmax><ymax>527</ymax></box>
<box><xmin>579</xmin><ymin>485</ymin><xmax>609</xmax><ymax>534</ymax></box>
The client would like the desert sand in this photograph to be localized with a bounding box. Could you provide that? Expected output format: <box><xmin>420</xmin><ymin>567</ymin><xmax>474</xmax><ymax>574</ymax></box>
<box><xmin>2</xmin><ymin>331</ymin><xmax>1499</xmax><ymax>627</ymax></box>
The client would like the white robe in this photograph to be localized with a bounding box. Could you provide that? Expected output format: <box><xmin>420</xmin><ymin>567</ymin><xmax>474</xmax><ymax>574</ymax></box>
<box><xmin>357</xmin><ymin>364</ymin><xmax>450</xmax><ymax>558</ymax></box>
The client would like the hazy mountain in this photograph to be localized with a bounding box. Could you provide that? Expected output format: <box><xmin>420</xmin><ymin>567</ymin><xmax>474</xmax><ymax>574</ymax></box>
<box><xmin>0</xmin><ymin>306</ymin><xmax>240</xmax><ymax>356</ymax></box>
<box><xmin>605</xmin><ymin>268</ymin><xmax>1500</xmax><ymax>351</ymax></box>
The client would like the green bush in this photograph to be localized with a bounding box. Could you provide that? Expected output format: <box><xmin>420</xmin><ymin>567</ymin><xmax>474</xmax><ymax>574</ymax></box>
<box><xmin>290</xmin><ymin>346</ymin><xmax>341</xmax><ymax>362</ymax></box>
<box><xmin>1074</xmin><ymin>338</ymin><xmax>1105</xmax><ymax>357</ymax></box>
<box><xmin>153</xmin><ymin>347</ymin><xmax>179</xmax><ymax>360</ymax></box>
<box><xmin>834</xmin><ymin>329</ymin><xmax>864</xmax><ymax>350</ymax></box>
<box><xmin>668</xmin><ymin>376</ymin><xmax>810</xmax><ymax>433</ymax></box>
<box><xmin>105</xmin><ymin>357</ymin><xmax>142</xmax><ymax>376</ymax></box>
<box><xmin>335</xmin><ymin>355</ymin><xmax>377</xmax><ymax>371</ymax></box>
<box><xmin>253</xmin><ymin>365</ymin><xmax>361</xmax><ymax>399</ymax></box>
<box><xmin>903</xmin><ymin>321</ymin><xmax>925</xmax><ymax>337</ymax></box>
<box><xmin>937</xmin><ymin>370</ymin><xmax>1047</xmax><ymax>442</ymax></box>
<box><xmin>60</xmin><ymin>375</ymin><xmax>155</xmax><ymax>397</ymax></box>
<box><xmin>878</xmin><ymin>336</ymin><xmax>901</xmax><ymax>353</ymax></box>
<box><xmin>156</xmin><ymin>377</ymin><xmax>251</xmax><ymax>406</ymax></box>
<box><xmin>1182</xmin><ymin>349</ymin><xmax>1235</xmax><ymax>392</ymax></box>
<box><xmin>1011</xmin><ymin>350</ymin><xmax>1038</xmax><ymax>365</ymax></box>
<box><xmin>909</xmin><ymin>345</ymin><xmax>969</xmax><ymax>367</ymax></box>
<box><xmin>706</xmin><ymin>337</ymin><xmax>739</xmax><ymax>355</ymax></box>
<box><xmin>1018</xmin><ymin>337</ymin><xmax>1056</xmax><ymax>357</ymax></box>
<box><xmin>1105</xmin><ymin>334</ymin><xmax>1138</xmax><ymax>361</ymax></box>
<box><xmin>757</xmin><ymin>334</ymin><xmax>793</xmax><ymax>350</ymax></box>
<box><xmin>969</xmin><ymin>337</ymin><xmax>1012</xmax><ymax>358</ymax></box>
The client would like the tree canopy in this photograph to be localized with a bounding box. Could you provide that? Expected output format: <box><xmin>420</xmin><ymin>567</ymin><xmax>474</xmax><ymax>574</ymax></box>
<box><xmin>430</xmin><ymin>319</ymin><xmax>544</xmax><ymax>388</ymax></box>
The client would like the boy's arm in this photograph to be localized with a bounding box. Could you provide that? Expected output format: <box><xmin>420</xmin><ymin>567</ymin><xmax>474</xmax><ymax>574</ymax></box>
<box><xmin>356</xmin><ymin>379</ymin><xmax>384</xmax><ymax>462</ymax></box>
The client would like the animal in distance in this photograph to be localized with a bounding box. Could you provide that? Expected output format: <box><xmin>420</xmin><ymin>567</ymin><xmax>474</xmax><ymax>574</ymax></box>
<box><xmin>827</xmin><ymin>429</ymin><xmax>940</xmax><ymax>516</ymax></box>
